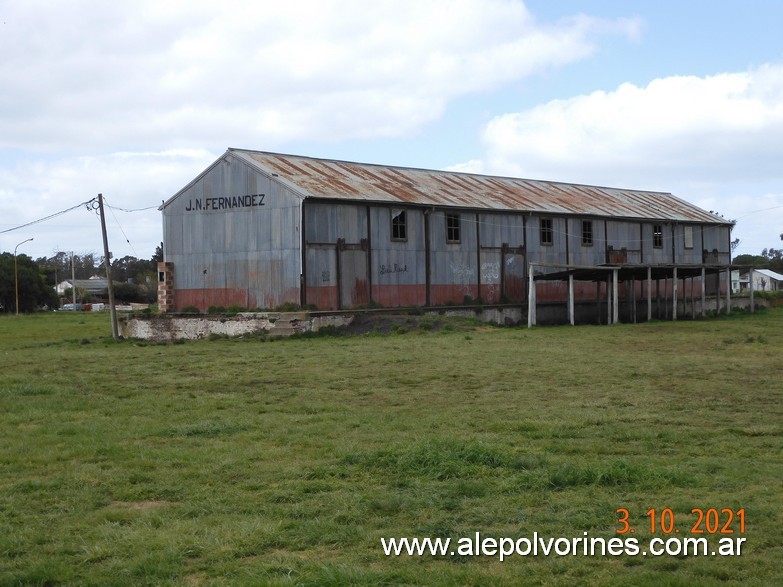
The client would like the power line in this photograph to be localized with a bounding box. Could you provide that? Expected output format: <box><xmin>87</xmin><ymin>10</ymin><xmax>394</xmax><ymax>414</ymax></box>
<box><xmin>104</xmin><ymin>202</ymin><xmax>159</xmax><ymax>212</ymax></box>
<box><xmin>104</xmin><ymin>197</ymin><xmax>137</xmax><ymax>256</ymax></box>
<box><xmin>0</xmin><ymin>198</ymin><xmax>97</xmax><ymax>234</ymax></box>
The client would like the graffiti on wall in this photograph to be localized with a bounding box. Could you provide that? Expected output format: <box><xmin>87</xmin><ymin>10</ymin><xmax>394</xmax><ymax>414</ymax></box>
<box><xmin>380</xmin><ymin>263</ymin><xmax>408</xmax><ymax>276</ymax></box>
<box><xmin>450</xmin><ymin>261</ymin><xmax>475</xmax><ymax>297</ymax></box>
<box><xmin>481</xmin><ymin>261</ymin><xmax>500</xmax><ymax>301</ymax></box>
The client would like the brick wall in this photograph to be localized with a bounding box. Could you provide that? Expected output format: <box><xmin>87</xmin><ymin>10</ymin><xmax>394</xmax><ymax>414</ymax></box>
<box><xmin>157</xmin><ymin>262</ymin><xmax>175</xmax><ymax>312</ymax></box>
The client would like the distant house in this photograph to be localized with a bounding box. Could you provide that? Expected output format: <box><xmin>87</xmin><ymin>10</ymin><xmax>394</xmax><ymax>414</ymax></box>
<box><xmin>739</xmin><ymin>269</ymin><xmax>783</xmax><ymax>292</ymax></box>
<box><xmin>56</xmin><ymin>277</ymin><xmax>109</xmax><ymax>297</ymax></box>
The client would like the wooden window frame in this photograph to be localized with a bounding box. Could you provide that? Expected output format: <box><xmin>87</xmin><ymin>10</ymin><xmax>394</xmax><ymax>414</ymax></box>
<box><xmin>581</xmin><ymin>220</ymin><xmax>593</xmax><ymax>247</ymax></box>
<box><xmin>653</xmin><ymin>224</ymin><xmax>664</xmax><ymax>249</ymax></box>
<box><xmin>446</xmin><ymin>213</ymin><xmax>461</xmax><ymax>243</ymax></box>
<box><xmin>540</xmin><ymin>218</ymin><xmax>553</xmax><ymax>246</ymax></box>
<box><xmin>391</xmin><ymin>209</ymin><xmax>407</xmax><ymax>242</ymax></box>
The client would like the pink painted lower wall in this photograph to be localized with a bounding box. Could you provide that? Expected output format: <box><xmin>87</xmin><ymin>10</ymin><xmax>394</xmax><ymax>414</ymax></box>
<box><xmin>177</xmin><ymin>277</ymin><xmax>714</xmax><ymax>312</ymax></box>
<box><xmin>174</xmin><ymin>287</ymin><xmax>299</xmax><ymax>312</ymax></box>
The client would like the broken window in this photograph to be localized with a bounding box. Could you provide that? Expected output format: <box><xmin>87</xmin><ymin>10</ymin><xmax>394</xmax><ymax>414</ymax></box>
<box><xmin>391</xmin><ymin>209</ymin><xmax>407</xmax><ymax>241</ymax></box>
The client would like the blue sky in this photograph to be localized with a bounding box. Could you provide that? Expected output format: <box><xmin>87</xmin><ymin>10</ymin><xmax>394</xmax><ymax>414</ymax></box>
<box><xmin>2</xmin><ymin>0</ymin><xmax>782</xmax><ymax>261</ymax></box>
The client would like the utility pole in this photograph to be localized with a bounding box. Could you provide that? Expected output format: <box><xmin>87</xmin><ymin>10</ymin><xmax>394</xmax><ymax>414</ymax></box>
<box><xmin>98</xmin><ymin>194</ymin><xmax>119</xmax><ymax>339</ymax></box>
<box><xmin>71</xmin><ymin>251</ymin><xmax>76</xmax><ymax>308</ymax></box>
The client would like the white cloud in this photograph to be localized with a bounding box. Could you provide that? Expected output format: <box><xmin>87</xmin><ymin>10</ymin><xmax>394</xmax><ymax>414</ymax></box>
<box><xmin>476</xmin><ymin>64</ymin><xmax>783</xmax><ymax>187</ymax></box>
<box><xmin>0</xmin><ymin>0</ymin><xmax>640</xmax><ymax>150</ymax></box>
<box><xmin>0</xmin><ymin>150</ymin><xmax>215</xmax><ymax>259</ymax></box>
<box><xmin>461</xmin><ymin>64</ymin><xmax>783</xmax><ymax>255</ymax></box>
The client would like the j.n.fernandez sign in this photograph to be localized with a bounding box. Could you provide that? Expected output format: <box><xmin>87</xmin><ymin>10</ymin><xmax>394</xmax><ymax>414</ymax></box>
<box><xmin>185</xmin><ymin>194</ymin><xmax>266</xmax><ymax>212</ymax></box>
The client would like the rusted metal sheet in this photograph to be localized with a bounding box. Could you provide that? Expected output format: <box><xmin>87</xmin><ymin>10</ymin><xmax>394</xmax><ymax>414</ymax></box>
<box><xmin>231</xmin><ymin>149</ymin><xmax>730</xmax><ymax>225</ymax></box>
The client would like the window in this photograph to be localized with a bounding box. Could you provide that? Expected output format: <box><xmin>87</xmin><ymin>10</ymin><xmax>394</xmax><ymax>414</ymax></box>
<box><xmin>653</xmin><ymin>224</ymin><xmax>664</xmax><ymax>249</ymax></box>
<box><xmin>540</xmin><ymin>218</ymin><xmax>553</xmax><ymax>245</ymax></box>
<box><xmin>684</xmin><ymin>225</ymin><xmax>694</xmax><ymax>249</ymax></box>
<box><xmin>581</xmin><ymin>220</ymin><xmax>593</xmax><ymax>246</ymax></box>
<box><xmin>446</xmin><ymin>213</ymin><xmax>461</xmax><ymax>243</ymax></box>
<box><xmin>391</xmin><ymin>209</ymin><xmax>407</xmax><ymax>241</ymax></box>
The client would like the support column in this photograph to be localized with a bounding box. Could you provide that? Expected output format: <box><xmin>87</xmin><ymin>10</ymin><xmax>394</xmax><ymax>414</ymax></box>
<box><xmin>568</xmin><ymin>274</ymin><xmax>575</xmax><ymax>326</ymax></box>
<box><xmin>749</xmin><ymin>268</ymin><xmax>755</xmax><ymax>313</ymax></box>
<box><xmin>672</xmin><ymin>267</ymin><xmax>678</xmax><ymax>321</ymax></box>
<box><xmin>612</xmin><ymin>269</ymin><xmax>619</xmax><ymax>324</ymax></box>
<box><xmin>647</xmin><ymin>266</ymin><xmax>652</xmax><ymax>322</ymax></box>
<box><xmin>527</xmin><ymin>263</ymin><xmax>536</xmax><ymax>328</ymax></box>
<box><xmin>157</xmin><ymin>261</ymin><xmax>175</xmax><ymax>313</ymax></box>
<box><xmin>725</xmin><ymin>268</ymin><xmax>731</xmax><ymax>315</ymax></box>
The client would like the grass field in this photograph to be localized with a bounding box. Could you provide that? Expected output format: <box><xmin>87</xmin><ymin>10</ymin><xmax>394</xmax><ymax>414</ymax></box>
<box><xmin>1</xmin><ymin>309</ymin><xmax>781</xmax><ymax>586</ymax></box>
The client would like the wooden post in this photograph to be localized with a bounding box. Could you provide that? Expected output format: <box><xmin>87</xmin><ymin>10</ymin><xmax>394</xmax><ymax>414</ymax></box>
<box><xmin>97</xmin><ymin>194</ymin><xmax>119</xmax><ymax>339</ymax></box>
<box><xmin>527</xmin><ymin>263</ymin><xmax>536</xmax><ymax>328</ymax></box>
<box><xmin>568</xmin><ymin>274</ymin><xmax>575</xmax><ymax>326</ymax></box>
<box><xmin>612</xmin><ymin>269</ymin><xmax>619</xmax><ymax>324</ymax></box>
<box><xmin>749</xmin><ymin>268</ymin><xmax>755</xmax><ymax>313</ymax></box>
<box><xmin>725</xmin><ymin>268</ymin><xmax>731</xmax><ymax>315</ymax></box>
<box><xmin>647</xmin><ymin>266</ymin><xmax>652</xmax><ymax>322</ymax></box>
<box><xmin>672</xmin><ymin>267</ymin><xmax>678</xmax><ymax>321</ymax></box>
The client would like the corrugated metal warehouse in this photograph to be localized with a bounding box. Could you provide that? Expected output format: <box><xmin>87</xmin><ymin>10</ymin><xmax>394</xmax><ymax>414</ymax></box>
<box><xmin>158</xmin><ymin>149</ymin><xmax>734</xmax><ymax>323</ymax></box>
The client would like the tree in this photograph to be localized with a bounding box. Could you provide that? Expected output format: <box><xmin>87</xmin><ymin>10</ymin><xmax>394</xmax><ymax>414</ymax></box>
<box><xmin>760</xmin><ymin>248</ymin><xmax>783</xmax><ymax>273</ymax></box>
<box><xmin>734</xmin><ymin>248</ymin><xmax>783</xmax><ymax>273</ymax></box>
<box><xmin>37</xmin><ymin>251</ymin><xmax>100</xmax><ymax>283</ymax></box>
<box><xmin>0</xmin><ymin>253</ymin><xmax>59</xmax><ymax>312</ymax></box>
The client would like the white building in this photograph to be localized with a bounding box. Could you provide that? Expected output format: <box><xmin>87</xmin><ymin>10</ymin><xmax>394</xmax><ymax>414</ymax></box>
<box><xmin>739</xmin><ymin>268</ymin><xmax>783</xmax><ymax>292</ymax></box>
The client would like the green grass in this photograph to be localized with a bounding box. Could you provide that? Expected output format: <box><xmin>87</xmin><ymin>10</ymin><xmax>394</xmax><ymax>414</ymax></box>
<box><xmin>0</xmin><ymin>310</ymin><xmax>781</xmax><ymax>585</ymax></box>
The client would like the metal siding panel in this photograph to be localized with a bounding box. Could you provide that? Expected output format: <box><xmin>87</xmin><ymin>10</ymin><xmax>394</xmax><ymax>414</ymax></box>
<box><xmin>531</xmin><ymin>216</ymin><xmax>567</xmax><ymax>272</ymax></box>
<box><xmin>568</xmin><ymin>218</ymin><xmax>604</xmax><ymax>266</ymax></box>
<box><xmin>163</xmin><ymin>156</ymin><xmax>300</xmax><ymax>309</ymax></box>
<box><xmin>371</xmin><ymin>208</ymin><xmax>424</xmax><ymax>283</ymax></box>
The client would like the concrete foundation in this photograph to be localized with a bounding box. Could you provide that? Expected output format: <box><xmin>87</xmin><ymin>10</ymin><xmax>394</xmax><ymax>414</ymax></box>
<box><xmin>120</xmin><ymin>296</ymin><xmax>766</xmax><ymax>341</ymax></box>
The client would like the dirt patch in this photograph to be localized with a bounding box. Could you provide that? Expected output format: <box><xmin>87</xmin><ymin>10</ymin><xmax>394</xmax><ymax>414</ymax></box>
<box><xmin>107</xmin><ymin>500</ymin><xmax>173</xmax><ymax>511</ymax></box>
<box><xmin>341</xmin><ymin>313</ymin><xmax>443</xmax><ymax>335</ymax></box>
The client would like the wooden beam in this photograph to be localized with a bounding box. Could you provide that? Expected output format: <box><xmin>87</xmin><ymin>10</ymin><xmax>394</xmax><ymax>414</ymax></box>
<box><xmin>673</xmin><ymin>267</ymin><xmax>678</xmax><ymax>321</ymax></box>
<box><xmin>527</xmin><ymin>263</ymin><xmax>536</xmax><ymax>328</ymax></box>
<box><xmin>568</xmin><ymin>274</ymin><xmax>575</xmax><ymax>326</ymax></box>
<box><xmin>612</xmin><ymin>269</ymin><xmax>619</xmax><ymax>324</ymax></box>
<box><xmin>725</xmin><ymin>267</ymin><xmax>731</xmax><ymax>315</ymax></box>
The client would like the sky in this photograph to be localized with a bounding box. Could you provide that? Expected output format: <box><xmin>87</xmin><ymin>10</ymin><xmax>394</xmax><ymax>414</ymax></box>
<box><xmin>2</xmin><ymin>0</ymin><xmax>783</xmax><ymax>262</ymax></box>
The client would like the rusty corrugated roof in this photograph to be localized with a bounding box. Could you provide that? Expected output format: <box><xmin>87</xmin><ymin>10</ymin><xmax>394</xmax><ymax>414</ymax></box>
<box><xmin>230</xmin><ymin>149</ymin><xmax>729</xmax><ymax>224</ymax></box>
